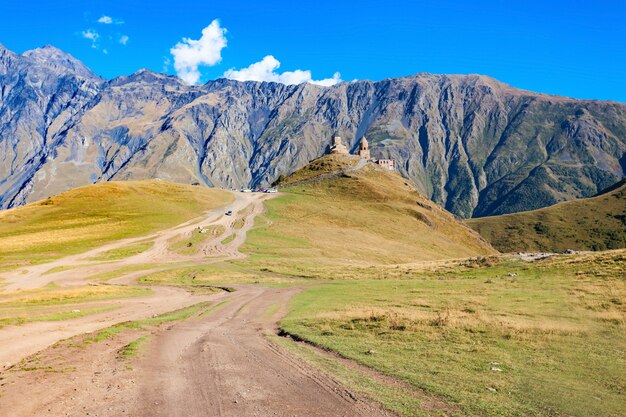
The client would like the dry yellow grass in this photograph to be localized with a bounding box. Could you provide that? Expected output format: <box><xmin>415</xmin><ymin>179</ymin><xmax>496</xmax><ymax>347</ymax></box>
<box><xmin>282</xmin><ymin>250</ymin><xmax>626</xmax><ymax>417</ymax></box>
<box><xmin>0</xmin><ymin>180</ymin><xmax>233</xmax><ymax>268</ymax></box>
<box><xmin>0</xmin><ymin>284</ymin><xmax>151</xmax><ymax>307</ymax></box>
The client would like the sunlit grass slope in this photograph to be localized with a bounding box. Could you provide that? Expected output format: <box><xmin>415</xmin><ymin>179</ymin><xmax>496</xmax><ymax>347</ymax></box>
<box><xmin>282</xmin><ymin>250</ymin><xmax>626</xmax><ymax>417</ymax></box>
<box><xmin>468</xmin><ymin>180</ymin><xmax>626</xmax><ymax>252</ymax></box>
<box><xmin>0</xmin><ymin>180</ymin><xmax>233</xmax><ymax>269</ymax></box>
<box><xmin>238</xmin><ymin>155</ymin><xmax>495</xmax><ymax>274</ymax></box>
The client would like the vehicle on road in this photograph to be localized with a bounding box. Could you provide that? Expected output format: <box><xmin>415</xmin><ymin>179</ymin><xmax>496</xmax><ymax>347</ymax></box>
<box><xmin>241</xmin><ymin>188</ymin><xmax>252</xmax><ymax>193</ymax></box>
<box><xmin>265</xmin><ymin>188</ymin><xmax>278</xmax><ymax>193</ymax></box>
<box><xmin>225</xmin><ymin>210</ymin><xmax>233</xmax><ymax>216</ymax></box>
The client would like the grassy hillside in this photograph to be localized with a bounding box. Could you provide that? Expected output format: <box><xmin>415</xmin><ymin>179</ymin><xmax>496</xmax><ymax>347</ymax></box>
<box><xmin>237</xmin><ymin>155</ymin><xmax>495</xmax><ymax>276</ymax></box>
<box><xmin>281</xmin><ymin>250</ymin><xmax>626</xmax><ymax>417</ymax></box>
<box><xmin>0</xmin><ymin>180</ymin><xmax>233</xmax><ymax>269</ymax></box>
<box><xmin>467</xmin><ymin>180</ymin><xmax>626</xmax><ymax>252</ymax></box>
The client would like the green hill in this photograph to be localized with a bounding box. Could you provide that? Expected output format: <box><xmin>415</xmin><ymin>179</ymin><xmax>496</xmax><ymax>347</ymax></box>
<box><xmin>467</xmin><ymin>180</ymin><xmax>626</xmax><ymax>252</ymax></box>
<box><xmin>0</xmin><ymin>180</ymin><xmax>232</xmax><ymax>270</ymax></box>
<box><xmin>239</xmin><ymin>155</ymin><xmax>496</xmax><ymax>275</ymax></box>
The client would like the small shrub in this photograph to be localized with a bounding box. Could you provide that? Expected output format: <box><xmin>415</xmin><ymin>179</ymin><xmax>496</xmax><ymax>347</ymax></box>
<box><xmin>534</xmin><ymin>222</ymin><xmax>549</xmax><ymax>235</ymax></box>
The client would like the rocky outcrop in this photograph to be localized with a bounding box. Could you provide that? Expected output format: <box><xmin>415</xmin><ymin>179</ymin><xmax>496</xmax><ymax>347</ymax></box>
<box><xmin>1</xmin><ymin>45</ymin><xmax>625</xmax><ymax>217</ymax></box>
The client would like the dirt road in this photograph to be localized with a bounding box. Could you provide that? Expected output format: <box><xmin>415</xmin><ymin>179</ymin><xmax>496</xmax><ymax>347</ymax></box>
<box><xmin>0</xmin><ymin>283</ymin><xmax>391</xmax><ymax>417</ymax></box>
<box><xmin>0</xmin><ymin>191</ymin><xmax>266</xmax><ymax>291</ymax></box>
<box><xmin>0</xmin><ymin>191</ymin><xmax>268</xmax><ymax>368</ymax></box>
<box><xmin>0</xmin><ymin>190</ymin><xmax>394</xmax><ymax>416</ymax></box>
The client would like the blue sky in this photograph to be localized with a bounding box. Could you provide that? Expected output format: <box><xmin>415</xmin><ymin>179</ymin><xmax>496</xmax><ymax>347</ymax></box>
<box><xmin>1</xmin><ymin>0</ymin><xmax>625</xmax><ymax>101</ymax></box>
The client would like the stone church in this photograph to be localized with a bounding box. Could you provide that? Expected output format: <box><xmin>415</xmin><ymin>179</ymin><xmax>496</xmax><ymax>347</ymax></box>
<box><xmin>327</xmin><ymin>135</ymin><xmax>394</xmax><ymax>170</ymax></box>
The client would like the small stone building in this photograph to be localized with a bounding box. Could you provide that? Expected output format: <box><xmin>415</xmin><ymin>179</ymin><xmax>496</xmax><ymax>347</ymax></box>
<box><xmin>329</xmin><ymin>135</ymin><xmax>349</xmax><ymax>154</ymax></box>
<box><xmin>325</xmin><ymin>134</ymin><xmax>395</xmax><ymax>171</ymax></box>
<box><xmin>376</xmin><ymin>159</ymin><xmax>396</xmax><ymax>170</ymax></box>
<box><xmin>357</xmin><ymin>137</ymin><xmax>370</xmax><ymax>159</ymax></box>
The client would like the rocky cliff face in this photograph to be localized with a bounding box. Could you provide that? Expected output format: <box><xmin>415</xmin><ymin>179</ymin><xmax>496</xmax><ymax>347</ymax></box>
<box><xmin>1</xmin><ymin>45</ymin><xmax>625</xmax><ymax>217</ymax></box>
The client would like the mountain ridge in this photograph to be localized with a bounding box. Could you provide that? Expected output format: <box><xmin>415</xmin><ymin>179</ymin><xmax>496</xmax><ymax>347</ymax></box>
<box><xmin>1</xmin><ymin>44</ymin><xmax>625</xmax><ymax>218</ymax></box>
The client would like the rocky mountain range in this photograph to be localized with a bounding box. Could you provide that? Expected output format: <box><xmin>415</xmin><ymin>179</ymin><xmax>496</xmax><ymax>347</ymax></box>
<box><xmin>1</xmin><ymin>44</ymin><xmax>625</xmax><ymax>217</ymax></box>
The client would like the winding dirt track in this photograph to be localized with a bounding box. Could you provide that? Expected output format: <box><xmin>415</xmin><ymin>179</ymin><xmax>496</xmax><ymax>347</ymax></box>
<box><xmin>0</xmin><ymin>191</ymin><xmax>266</xmax><ymax>368</ymax></box>
<box><xmin>0</xmin><ymin>190</ymin><xmax>393</xmax><ymax>416</ymax></box>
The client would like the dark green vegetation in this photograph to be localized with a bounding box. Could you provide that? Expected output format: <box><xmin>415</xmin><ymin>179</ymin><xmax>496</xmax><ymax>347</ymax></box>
<box><xmin>280</xmin><ymin>251</ymin><xmax>626</xmax><ymax>417</ymax></box>
<box><xmin>468</xmin><ymin>180</ymin><xmax>626</xmax><ymax>252</ymax></box>
<box><xmin>118</xmin><ymin>335</ymin><xmax>151</xmax><ymax>359</ymax></box>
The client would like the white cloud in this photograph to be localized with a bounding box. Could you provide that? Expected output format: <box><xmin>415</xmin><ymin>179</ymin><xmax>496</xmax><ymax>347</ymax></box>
<box><xmin>223</xmin><ymin>55</ymin><xmax>341</xmax><ymax>86</ymax></box>
<box><xmin>119</xmin><ymin>35</ymin><xmax>129</xmax><ymax>45</ymax></box>
<box><xmin>170</xmin><ymin>19</ymin><xmax>227</xmax><ymax>84</ymax></box>
<box><xmin>311</xmin><ymin>72</ymin><xmax>343</xmax><ymax>87</ymax></box>
<box><xmin>81</xmin><ymin>29</ymin><xmax>100</xmax><ymax>48</ymax></box>
<box><xmin>98</xmin><ymin>15</ymin><xmax>123</xmax><ymax>25</ymax></box>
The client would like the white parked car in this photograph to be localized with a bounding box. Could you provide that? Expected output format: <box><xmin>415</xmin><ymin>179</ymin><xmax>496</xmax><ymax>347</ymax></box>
<box><xmin>241</xmin><ymin>188</ymin><xmax>252</xmax><ymax>193</ymax></box>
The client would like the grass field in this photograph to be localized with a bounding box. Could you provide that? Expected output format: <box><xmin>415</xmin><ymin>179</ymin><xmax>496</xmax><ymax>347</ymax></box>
<box><xmin>0</xmin><ymin>284</ymin><xmax>150</xmax><ymax>330</ymax></box>
<box><xmin>0</xmin><ymin>180</ymin><xmax>233</xmax><ymax>269</ymax></box>
<box><xmin>84</xmin><ymin>301</ymin><xmax>215</xmax><ymax>344</ymax></box>
<box><xmin>280</xmin><ymin>250</ymin><xmax>626</xmax><ymax>417</ymax></box>
<box><xmin>468</xmin><ymin>180</ymin><xmax>626</xmax><ymax>252</ymax></box>
<box><xmin>89</xmin><ymin>240</ymin><xmax>154</xmax><ymax>261</ymax></box>
<box><xmin>138</xmin><ymin>262</ymin><xmax>300</xmax><ymax>287</ymax></box>
<box><xmin>0</xmin><ymin>305</ymin><xmax>119</xmax><ymax>329</ymax></box>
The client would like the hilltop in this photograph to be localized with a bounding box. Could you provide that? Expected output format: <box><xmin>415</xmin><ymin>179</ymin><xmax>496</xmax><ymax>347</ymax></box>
<box><xmin>238</xmin><ymin>154</ymin><xmax>495</xmax><ymax>273</ymax></box>
<box><xmin>467</xmin><ymin>180</ymin><xmax>626</xmax><ymax>252</ymax></box>
<box><xmin>1</xmin><ymin>44</ymin><xmax>626</xmax><ymax>218</ymax></box>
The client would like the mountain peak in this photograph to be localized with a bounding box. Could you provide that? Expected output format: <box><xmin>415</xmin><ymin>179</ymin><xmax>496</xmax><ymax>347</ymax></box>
<box><xmin>0</xmin><ymin>43</ymin><xmax>19</xmax><ymax>71</ymax></box>
<box><xmin>109</xmin><ymin>68</ymin><xmax>187</xmax><ymax>87</ymax></box>
<box><xmin>22</xmin><ymin>45</ymin><xmax>101</xmax><ymax>81</ymax></box>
